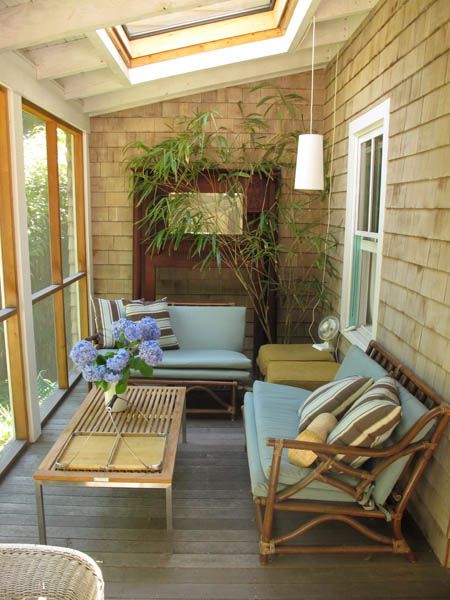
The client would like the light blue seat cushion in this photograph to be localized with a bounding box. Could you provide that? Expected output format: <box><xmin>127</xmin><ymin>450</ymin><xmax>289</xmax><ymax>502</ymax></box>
<box><xmin>372</xmin><ymin>385</ymin><xmax>431</xmax><ymax>505</ymax></box>
<box><xmin>333</xmin><ymin>346</ymin><xmax>433</xmax><ymax>505</ymax></box>
<box><xmin>246</xmin><ymin>350</ymin><xmax>434</xmax><ymax>507</ymax></box>
<box><xmin>244</xmin><ymin>391</ymin><xmax>355</xmax><ymax>502</ymax></box>
<box><xmin>152</xmin><ymin>367</ymin><xmax>251</xmax><ymax>382</ymax></box>
<box><xmin>158</xmin><ymin>349</ymin><xmax>251</xmax><ymax>370</ymax></box>
<box><xmin>335</xmin><ymin>345</ymin><xmax>387</xmax><ymax>381</ymax></box>
<box><xmin>168</xmin><ymin>305</ymin><xmax>246</xmax><ymax>351</ymax></box>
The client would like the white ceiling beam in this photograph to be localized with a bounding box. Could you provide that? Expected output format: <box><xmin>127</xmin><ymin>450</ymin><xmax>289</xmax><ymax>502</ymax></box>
<box><xmin>62</xmin><ymin>69</ymin><xmax>124</xmax><ymax>100</ymax></box>
<box><xmin>85</xmin><ymin>31</ymin><xmax>129</xmax><ymax>85</ymax></box>
<box><xmin>24</xmin><ymin>39</ymin><xmax>106</xmax><ymax>80</ymax></box>
<box><xmin>315</xmin><ymin>0</ymin><xmax>377</xmax><ymax>22</ymax></box>
<box><xmin>83</xmin><ymin>44</ymin><xmax>341</xmax><ymax>115</ymax></box>
<box><xmin>298</xmin><ymin>13</ymin><xmax>367</xmax><ymax>50</ymax></box>
<box><xmin>286</xmin><ymin>0</ymin><xmax>322</xmax><ymax>51</ymax></box>
<box><xmin>0</xmin><ymin>0</ymin><xmax>243</xmax><ymax>51</ymax></box>
<box><xmin>0</xmin><ymin>51</ymin><xmax>89</xmax><ymax>130</ymax></box>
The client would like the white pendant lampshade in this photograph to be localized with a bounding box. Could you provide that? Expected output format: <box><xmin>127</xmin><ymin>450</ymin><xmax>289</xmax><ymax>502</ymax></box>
<box><xmin>294</xmin><ymin>133</ymin><xmax>324</xmax><ymax>191</ymax></box>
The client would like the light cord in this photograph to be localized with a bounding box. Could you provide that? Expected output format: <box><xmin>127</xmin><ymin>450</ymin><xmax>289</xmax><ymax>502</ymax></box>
<box><xmin>310</xmin><ymin>17</ymin><xmax>315</xmax><ymax>134</ymax></box>
<box><xmin>308</xmin><ymin>47</ymin><xmax>340</xmax><ymax>343</ymax></box>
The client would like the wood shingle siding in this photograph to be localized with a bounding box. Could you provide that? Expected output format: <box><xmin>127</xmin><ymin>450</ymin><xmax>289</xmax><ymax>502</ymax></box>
<box><xmin>323</xmin><ymin>0</ymin><xmax>450</xmax><ymax>565</ymax></box>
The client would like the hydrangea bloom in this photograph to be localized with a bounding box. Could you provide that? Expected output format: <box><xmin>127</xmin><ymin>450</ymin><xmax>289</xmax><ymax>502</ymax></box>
<box><xmin>139</xmin><ymin>317</ymin><xmax>160</xmax><ymax>341</ymax></box>
<box><xmin>123</xmin><ymin>321</ymin><xmax>142</xmax><ymax>343</ymax></box>
<box><xmin>82</xmin><ymin>364</ymin><xmax>106</xmax><ymax>382</ymax></box>
<box><xmin>70</xmin><ymin>340</ymin><xmax>98</xmax><ymax>367</ymax></box>
<box><xmin>112</xmin><ymin>318</ymin><xmax>133</xmax><ymax>341</ymax></box>
<box><xmin>72</xmin><ymin>316</ymin><xmax>163</xmax><ymax>391</ymax></box>
<box><xmin>139</xmin><ymin>340</ymin><xmax>163</xmax><ymax>366</ymax></box>
<box><xmin>103</xmin><ymin>370</ymin><xmax>122</xmax><ymax>384</ymax></box>
<box><xmin>106</xmin><ymin>348</ymin><xmax>130</xmax><ymax>372</ymax></box>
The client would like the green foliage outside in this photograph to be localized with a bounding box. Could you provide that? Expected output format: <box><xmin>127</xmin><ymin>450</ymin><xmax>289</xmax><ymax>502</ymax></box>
<box><xmin>0</xmin><ymin>115</ymin><xmax>75</xmax><ymax>451</ymax></box>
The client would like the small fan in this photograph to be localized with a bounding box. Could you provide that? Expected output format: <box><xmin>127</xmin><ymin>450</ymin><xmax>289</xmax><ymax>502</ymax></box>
<box><xmin>312</xmin><ymin>316</ymin><xmax>340</xmax><ymax>352</ymax></box>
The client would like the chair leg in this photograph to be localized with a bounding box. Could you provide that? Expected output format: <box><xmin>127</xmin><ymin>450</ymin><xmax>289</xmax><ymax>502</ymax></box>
<box><xmin>231</xmin><ymin>382</ymin><xmax>237</xmax><ymax>421</ymax></box>
<box><xmin>392</xmin><ymin>515</ymin><xmax>415</xmax><ymax>562</ymax></box>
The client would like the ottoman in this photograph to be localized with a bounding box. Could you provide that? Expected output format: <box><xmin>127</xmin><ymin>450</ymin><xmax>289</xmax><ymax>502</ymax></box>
<box><xmin>265</xmin><ymin>359</ymin><xmax>340</xmax><ymax>390</ymax></box>
<box><xmin>257</xmin><ymin>343</ymin><xmax>335</xmax><ymax>376</ymax></box>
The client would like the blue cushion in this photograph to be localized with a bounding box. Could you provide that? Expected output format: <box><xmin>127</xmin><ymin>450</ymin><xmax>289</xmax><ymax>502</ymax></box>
<box><xmin>335</xmin><ymin>346</ymin><xmax>387</xmax><ymax>381</ymax></box>
<box><xmin>152</xmin><ymin>368</ymin><xmax>250</xmax><ymax>382</ymax></box>
<box><xmin>159</xmin><ymin>349</ymin><xmax>252</xmax><ymax>370</ymax></box>
<box><xmin>168</xmin><ymin>306</ymin><xmax>246</xmax><ymax>351</ymax></box>
<box><xmin>244</xmin><ymin>392</ymin><xmax>355</xmax><ymax>502</ymax></box>
<box><xmin>372</xmin><ymin>385</ymin><xmax>432</xmax><ymax>505</ymax></box>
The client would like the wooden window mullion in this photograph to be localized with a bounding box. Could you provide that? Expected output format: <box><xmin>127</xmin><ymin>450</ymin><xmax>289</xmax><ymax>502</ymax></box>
<box><xmin>74</xmin><ymin>133</ymin><xmax>89</xmax><ymax>338</ymax></box>
<box><xmin>0</xmin><ymin>87</ymin><xmax>28</xmax><ymax>440</ymax></box>
<box><xmin>46</xmin><ymin>121</ymin><xmax>68</xmax><ymax>389</ymax></box>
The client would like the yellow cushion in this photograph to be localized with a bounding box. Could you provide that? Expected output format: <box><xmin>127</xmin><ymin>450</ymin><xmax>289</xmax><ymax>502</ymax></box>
<box><xmin>257</xmin><ymin>344</ymin><xmax>334</xmax><ymax>375</ymax></box>
<box><xmin>265</xmin><ymin>361</ymin><xmax>340</xmax><ymax>390</ymax></box>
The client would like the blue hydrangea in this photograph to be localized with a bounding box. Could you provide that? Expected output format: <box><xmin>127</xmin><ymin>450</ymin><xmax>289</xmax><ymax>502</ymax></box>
<box><xmin>139</xmin><ymin>317</ymin><xmax>160</xmax><ymax>341</ymax></box>
<box><xmin>82</xmin><ymin>364</ymin><xmax>106</xmax><ymax>382</ymax></box>
<box><xmin>106</xmin><ymin>348</ymin><xmax>130</xmax><ymax>372</ymax></box>
<box><xmin>112</xmin><ymin>318</ymin><xmax>133</xmax><ymax>341</ymax></box>
<box><xmin>123</xmin><ymin>321</ymin><xmax>142</xmax><ymax>343</ymax></box>
<box><xmin>138</xmin><ymin>340</ymin><xmax>163</xmax><ymax>366</ymax></box>
<box><xmin>70</xmin><ymin>340</ymin><xmax>98</xmax><ymax>367</ymax></box>
<box><xmin>103</xmin><ymin>370</ymin><xmax>122</xmax><ymax>384</ymax></box>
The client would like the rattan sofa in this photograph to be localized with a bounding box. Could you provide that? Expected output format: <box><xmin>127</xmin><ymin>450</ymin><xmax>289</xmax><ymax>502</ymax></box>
<box><xmin>243</xmin><ymin>340</ymin><xmax>450</xmax><ymax>562</ymax></box>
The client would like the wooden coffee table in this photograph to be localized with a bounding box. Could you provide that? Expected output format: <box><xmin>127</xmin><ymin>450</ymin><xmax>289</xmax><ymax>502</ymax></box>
<box><xmin>33</xmin><ymin>385</ymin><xmax>186</xmax><ymax>544</ymax></box>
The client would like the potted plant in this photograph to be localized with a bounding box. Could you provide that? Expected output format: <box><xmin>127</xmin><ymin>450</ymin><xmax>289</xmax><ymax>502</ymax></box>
<box><xmin>125</xmin><ymin>86</ymin><xmax>336</xmax><ymax>343</ymax></box>
<box><xmin>70</xmin><ymin>317</ymin><xmax>163</xmax><ymax>412</ymax></box>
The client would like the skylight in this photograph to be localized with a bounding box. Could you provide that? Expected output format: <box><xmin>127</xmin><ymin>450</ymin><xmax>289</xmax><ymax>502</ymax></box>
<box><xmin>123</xmin><ymin>1</ymin><xmax>275</xmax><ymax>40</ymax></box>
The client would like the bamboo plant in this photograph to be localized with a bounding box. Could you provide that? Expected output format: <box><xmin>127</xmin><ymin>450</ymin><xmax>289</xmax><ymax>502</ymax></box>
<box><xmin>124</xmin><ymin>86</ymin><xmax>337</xmax><ymax>343</ymax></box>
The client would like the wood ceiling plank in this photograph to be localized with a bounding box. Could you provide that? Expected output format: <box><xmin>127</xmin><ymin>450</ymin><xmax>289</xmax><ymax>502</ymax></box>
<box><xmin>298</xmin><ymin>13</ymin><xmax>367</xmax><ymax>50</ymax></box>
<box><xmin>0</xmin><ymin>0</ymin><xmax>246</xmax><ymax>51</ymax></box>
<box><xmin>315</xmin><ymin>0</ymin><xmax>377</xmax><ymax>22</ymax></box>
<box><xmin>82</xmin><ymin>44</ymin><xmax>340</xmax><ymax>114</ymax></box>
<box><xmin>62</xmin><ymin>69</ymin><xmax>124</xmax><ymax>100</ymax></box>
<box><xmin>25</xmin><ymin>38</ymin><xmax>106</xmax><ymax>80</ymax></box>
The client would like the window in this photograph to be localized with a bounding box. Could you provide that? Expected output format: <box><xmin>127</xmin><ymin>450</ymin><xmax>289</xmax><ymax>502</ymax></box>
<box><xmin>22</xmin><ymin>103</ymin><xmax>89</xmax><ymax>418</ymax></box>
<box><xmin>341</xmin><ymin>100</ymin><xmax>390</xmax><ymax>349</ymax></box>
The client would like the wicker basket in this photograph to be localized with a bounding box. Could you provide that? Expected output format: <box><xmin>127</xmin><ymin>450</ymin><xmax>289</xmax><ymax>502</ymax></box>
<box><xmin>0</xmin><ymin>544</ymin><xmax>104</xmax><ymax>599</ymax></box>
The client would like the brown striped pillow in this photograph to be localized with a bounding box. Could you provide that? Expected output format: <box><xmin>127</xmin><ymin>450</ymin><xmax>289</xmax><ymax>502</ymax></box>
<box><xmin>298</xmin><ymin>376</ymin><xmax>373</xmax><ymax>433</ymax></box>
<box><xmin>125</xmin><ymin>299</ymin><xmax>179</xmax><ymax>350</ymax></box>
<box><xmin>91</xmin><ymin>297</ymin><xmax>127</xmax><ymax>348</ymax></box>
<box><xmin>327</xmin><ymin>376</ymin><xmax>402</xmax><ymax>468</ymax></box>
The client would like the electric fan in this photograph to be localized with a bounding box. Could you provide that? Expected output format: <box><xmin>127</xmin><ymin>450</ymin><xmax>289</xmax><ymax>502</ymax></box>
<box><xmin>312</xmin><ymin>316</ymin><xmax>340</xmax><ymax>352</ymax></box>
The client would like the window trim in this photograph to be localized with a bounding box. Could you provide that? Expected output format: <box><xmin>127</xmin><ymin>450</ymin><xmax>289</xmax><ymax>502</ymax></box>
<box><xmin>341</xmin><ymin>99</ymin><xmax>390</xmax><ymax>350</ymax></box>
<box><xmin>0</xmin><ymin>86</ymin><xmax>29</xmax><ymax>443</ymax></box>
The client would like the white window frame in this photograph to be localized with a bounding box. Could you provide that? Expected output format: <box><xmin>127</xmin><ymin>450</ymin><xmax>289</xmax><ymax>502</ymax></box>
<box><xmin>340</xmin><ymin>99</ymin><xmax>390</xmax><ymax>351</ymax></box>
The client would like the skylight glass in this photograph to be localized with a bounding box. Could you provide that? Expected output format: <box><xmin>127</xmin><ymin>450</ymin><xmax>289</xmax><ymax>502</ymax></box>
<box><xmin>123</xmin><ymin>0</ymin><xmax>274</xmax><ymax>40</ymax></box>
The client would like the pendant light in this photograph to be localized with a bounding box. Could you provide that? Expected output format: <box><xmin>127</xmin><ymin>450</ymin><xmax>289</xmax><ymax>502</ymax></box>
<box><xmin>294</xmin><ymin>17</ymin><xmax>324</xmax><ymax>191</ymax></box>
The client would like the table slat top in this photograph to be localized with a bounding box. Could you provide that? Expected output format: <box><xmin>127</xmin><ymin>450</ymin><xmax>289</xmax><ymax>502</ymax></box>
<box><xmin>34</xmin><ymin>385</ymin><xmax>186</xmax><ymax>484</ymax></box>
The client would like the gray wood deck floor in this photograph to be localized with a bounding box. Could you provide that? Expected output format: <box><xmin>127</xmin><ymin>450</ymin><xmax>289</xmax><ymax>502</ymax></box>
<box><xmin>1</xmin><ymin>382</ymin><xmax>449</xmax><ymax>599</ymax></box>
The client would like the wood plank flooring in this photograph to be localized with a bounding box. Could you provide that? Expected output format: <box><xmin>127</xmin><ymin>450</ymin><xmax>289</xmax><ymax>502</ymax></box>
<box><xmin>1</xmin><ymin>382</ymin><xmax>450</xmax><ymax>599</ymax></box>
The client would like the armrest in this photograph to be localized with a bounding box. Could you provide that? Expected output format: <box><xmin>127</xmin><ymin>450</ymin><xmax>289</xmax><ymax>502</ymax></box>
<box><xmin>266</xmin><ymin>405</ymin><xmax>447</xmax><ymax>458</ymax></box>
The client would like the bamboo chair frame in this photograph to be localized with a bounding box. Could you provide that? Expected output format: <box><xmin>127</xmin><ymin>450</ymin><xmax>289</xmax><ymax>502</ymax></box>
<box><xmin>253</xmin><ymin>341</ymin><xmax>450</xmax><ymax>563</ymax></box>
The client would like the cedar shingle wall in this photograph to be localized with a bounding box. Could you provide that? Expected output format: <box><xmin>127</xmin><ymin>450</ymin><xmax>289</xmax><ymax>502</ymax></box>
<box><xmin>323</xmin><ymin>0</ymin><xmax>450</xmax><ymax>565</ymax></box>
<box><xmin>89</xmin><ymin>73</ymin><xmax>326</xmax><ymax>355</ymax></box>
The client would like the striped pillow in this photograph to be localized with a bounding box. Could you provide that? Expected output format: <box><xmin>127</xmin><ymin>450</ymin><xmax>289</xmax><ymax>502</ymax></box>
<box><xmin>91</xmin><ymin>297</ymin><xmax>127</xmax><ymax>348</ymax></box>
<box><xmin>327</xmin><ymin>376</ymin><xmax>402</xmax><ymax>468</ymax></box>
<box><xmin>125</xmin><ymin>299</ymin><xmax>179</xmax><ymax>350</ymax></box>
<box><xmin>298</xmin><ymin>376</ymin><xmax>373</xmax><ymax>433</ymax></box>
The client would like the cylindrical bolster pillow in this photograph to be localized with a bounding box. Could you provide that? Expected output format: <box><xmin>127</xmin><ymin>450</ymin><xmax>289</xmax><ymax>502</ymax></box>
<box><xmin>288</xmin><ymin>413</ymin><xmax>337</xmax><ymax>467</ymax></box>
